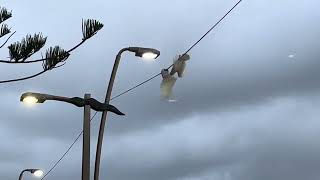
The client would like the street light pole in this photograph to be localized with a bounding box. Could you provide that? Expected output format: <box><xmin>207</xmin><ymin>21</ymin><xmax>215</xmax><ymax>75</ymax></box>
<box><xmin>94</xmin><ymin>47</ymin><xmax>127</xmax><ymax>180</ymax></box>
<box><xmin>21</xmin><ymin>92</ymin><xmax>125</xmax><ymax>180</ymax></box>
<box><xmin>94</xmin><ymin>47</ymin><xmax>160</xmax><ymax>180</ymax></box>
<box><xmin>82</xmin><ymin>94</ymin><xmax>91</xmax><ymax>180</ymax></box>
<box><xmin>20</xmin><ymin>46</ymin><xmax>159</xmax><ymax>180</ymax></box>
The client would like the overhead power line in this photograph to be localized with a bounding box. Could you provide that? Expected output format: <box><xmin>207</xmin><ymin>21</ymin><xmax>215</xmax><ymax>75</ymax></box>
<box><xmin>40</xmin><ymin>0</ymin><xmax>243</xmax><ymax>179</ymax></box>
<box><xmin>40</xmin><ymin>112</ymin><xmax>99</xmax><ymax>180</ymax></box>
<box><xmin>111</xmin><ymin>0</ymin><xmax>243</xmax><ymax>99</ymax></box>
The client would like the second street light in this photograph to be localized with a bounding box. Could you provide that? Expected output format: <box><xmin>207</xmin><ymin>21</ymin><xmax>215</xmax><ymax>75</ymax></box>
<box><xmin>18</xmin><ymin>169</ymin><xmax>43</xmax><ymax>180</ymax></box>
<box><xmin>20</xmin><ymin>92</ymin><xmax>125</xmax><ymax>180</ymax></box>
<box><xmin>94</xmin><ymin>46</ymin><xmax>160</xmax><ymax>180</ymax></box>
<box><xmin>21</xmin><ymin>92</ymin><xmax>125</xmax><ymax>114</ymax></box>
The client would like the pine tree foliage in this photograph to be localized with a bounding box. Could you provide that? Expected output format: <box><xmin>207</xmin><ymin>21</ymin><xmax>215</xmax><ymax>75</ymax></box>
<box><xmin>0</xmin><ymin>7</ymin><xmax>12</xmax><ymax>24</ymax></box>
<box><xmin>0</xmin><ymin>24</ymin><xmax>10</xmax><ymax>38</ymax></box>
<box><xmin>0</xmin><ymin>5</ymin><xmax>104</xmax><ymax>83</ymax></box>
<box><xmin>82</xmin><ymin>19</ymin><xmax>104</xmax><ymax>40</ymax></box>
<box><xmin>42</xmin><ymin>46</ymin><xmax>70</xmax><ymax>70</ymax></box>
<box><xmin>8</xmin><ymin>33</ymin><xmax>47</xmax><ymax>62</ymax></box>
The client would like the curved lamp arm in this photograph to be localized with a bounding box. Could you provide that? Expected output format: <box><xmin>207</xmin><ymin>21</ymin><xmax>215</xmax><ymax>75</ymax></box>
<box><xmin>94</xmin><ymin>46</ymin><xmax>160</xmax><ymax>180</ymax></box>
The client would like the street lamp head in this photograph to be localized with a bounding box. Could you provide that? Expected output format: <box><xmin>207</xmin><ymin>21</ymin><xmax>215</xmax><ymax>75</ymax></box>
<box><xmin>20</xmin><ymin>169</ymin><xmax>44</xmax><ymax>180</ymax></box>
<box><xmin>142</xmin><ymin>52</ymin><xmax>159</xmax><ymax>60</ymax></box>
<box><xmin>31</xmin><ymin>169</ymin><xmax>44</xmax><ymax>177</ymax></box>
<box><xmin>22</xmin><ymin>96</ymin><xmax>38</xmax><ymax>105</ymax></box>
<box><xmin>20</xmin><ymin>92</ymin><xmax>47</xmax><ymax>104</ymax></box>
<box><xmin>128</xmin><ymin>47</ymin><xmax>160</xmax><ymax>60</ymax></box>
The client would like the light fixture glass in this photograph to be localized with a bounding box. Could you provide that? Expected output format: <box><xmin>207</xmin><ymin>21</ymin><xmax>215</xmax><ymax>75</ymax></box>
<box><xmin>33</xmin><ymin>170</ymin><xmax>44</xmax><ymax>177</ymax></box>
<box><xmin>142</xmin><ymin>52</ymin><xmax>158</xmax><ymax>60</ymax></box>
<box><xmin>22</xmin><ymin>96</ymin><xmax>38</xmax><ymax>105</ymax></box>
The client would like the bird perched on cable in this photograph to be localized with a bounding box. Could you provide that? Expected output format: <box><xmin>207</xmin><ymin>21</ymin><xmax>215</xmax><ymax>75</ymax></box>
<box><xmin>160</xmin><ymin>69</ymin><xmax>177</xmax><ymax>99</ymax></box>
<box><xmin>170</xmin><ymin>54</ymin><xmax>190</xmax><ymax>77</ymax></box>
<box><xmin>160</xmin><ymin>53</ymin><xmax>191</xmax><ymax>100</ymax></box>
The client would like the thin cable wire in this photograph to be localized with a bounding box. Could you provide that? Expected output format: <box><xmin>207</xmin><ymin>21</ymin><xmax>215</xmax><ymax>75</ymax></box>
<box><xmin>112</xmin><ymin>0</ymin><xmax>243</xmax><ymax>100</ymax></box>
<box><xmin>110</xmin><ymin>73</ymin><xmax>161</xmax><ymax>100</ymax></box>
<box><xmin>40</xmin><ymin>1</ymin><xmax>243</xmax><ymax>179</ymax></box>
<box><xmin>40</xmin><ymin>112</ymin><xmax>98</xmax><ymax>180</ymax></box>
<box><xmin>183</xmin><ymin>0</ymin><xmax>242</xmax><ymax>56</ymax></box>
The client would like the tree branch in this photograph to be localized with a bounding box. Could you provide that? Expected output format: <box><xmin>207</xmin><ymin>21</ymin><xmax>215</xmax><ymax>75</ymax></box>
<box><xmin>8</xmin><ymin>33</ymin><xmax>47</xmax><ymax>62</ymax></box>
<box><xmin>0</xmin><ymin>70</ymin><xmax>47</xmax><ymax>84</ymax></box>
<box><xmin>0</xmin><ymin>19</ymin><xmax>104</xmax><ymax>84</ymax></box>
<box><xmin>0</xmin><ymin>31</ymin><xmax>16</xmax><ymax>48</ymax></box>
<box><xmin>0</xmin><ymin>7</ymin><xmax>12</xmax><ymax>24</ymax></box>
<box><xmin>67</xmin><ymin>39</ymin><xmax>86</xmax><ymax>53</ymax></box>
<box><xmin>0</xmin><ymin>39</ymin><xmax>86</xmax><ymax>63</ymax></box>
<box><xmin>0</xmin><ymin>19</ymin><xmax>102</xmax><ymax>64</ymax></box>
<box><xmin>0</xmin><ymin>24</ymin><xmax>11</xmax><ymax>38</ymax></box>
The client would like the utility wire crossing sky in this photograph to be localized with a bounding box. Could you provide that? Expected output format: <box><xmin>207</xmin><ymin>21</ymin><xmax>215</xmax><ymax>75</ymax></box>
<box><xmin>1</xmin><ymin>0</ymin><xmax>319</xmax><ymax>180</ymax></box>
<box><xmin>40</xmin><ymin>1</ymin><xmax>243</xmax><ymax>179</ymax></box>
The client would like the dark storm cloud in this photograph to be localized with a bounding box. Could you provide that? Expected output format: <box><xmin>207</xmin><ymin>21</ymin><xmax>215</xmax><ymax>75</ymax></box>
<box><xmin>8</xmin><ymin>96</ymin><xmax>318</xmax><ymax>180</ymax></box>
<box><xmin>98</xmin><ymin>97</ymin><xmax>320</xmax><ymax>180</ymax></box>
<box><xmin>1</xmin><ymin>0</ymin><xmax>320</xmax><ymax>180</ymax></box>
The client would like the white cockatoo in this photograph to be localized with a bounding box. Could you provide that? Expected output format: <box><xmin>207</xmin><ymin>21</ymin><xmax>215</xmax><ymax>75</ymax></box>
<box><xmin>160</xmin><ymin>69</ymin><xmax>177</xmax><ymax>99</ymax></box>
<box><xmin>160</xmin><ymin>53</ymin><xmax>191</xmax><ymax>100</ymax></box>
<box><xmin>170</xmin><ymin>54</ymin><xmax>190</xmax><ymax>78</ymax></box>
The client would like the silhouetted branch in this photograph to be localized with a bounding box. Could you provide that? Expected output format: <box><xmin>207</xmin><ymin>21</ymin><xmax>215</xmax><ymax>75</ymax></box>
<box><xmin>8</xmin><ymin>33</ymin><xmax>47</xmax><ymax>62</ymax></box>
<box><xmin>0</xmin><ymin>18</ymin><xmax>104</xmax><ymax>84</ymax></box>
<box><xmin>0</xmin><ymin>19</ymin><xmax>103</xmax><ymax>63</ymax></box>
<box><xmin>0</xmin><ymin>31</ymin><xmax>16</xmax><ymax>48</ymax></box>
<box><xmin>0</xmin><ymin>38</ymin><xmax>88</xmax><ymax>63</ymax></box>
<box><xmin>42</xmin><ymin>46</ymin><xmax>70</xmax><ymax>70</ymax></box>
<box><xmin>0</xmin><ymin>7</ymin><xmax>12</xmax><ymax>24</ymax></box>
<box><xmin>82</xmin><ymin>19</ymin><xmax>104</xmax><ymax>40</ymax></box>
<box><xmin>0</xmin><ymin>24</ymin><xmax>11</xmax><ymax>38</ymax></box>
<box><xmin>0</xmin><ymin>8</ymin><xmax>14</xmax><ymax>48</ymax></box>
<box><xmin>53</xmin><ymin>61</ymin><xmax>67</xmax><ymax>69</ymax></box>
<box><xmin>0</xmin><ymin>70</ymin><xmax>46</xmax><ymax>84</ymax></box>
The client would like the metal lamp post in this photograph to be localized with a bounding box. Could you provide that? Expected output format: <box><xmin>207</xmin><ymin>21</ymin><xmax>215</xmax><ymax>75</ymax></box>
<box><xmin>18</xmin><ymin>169</ymin><xmax>43</xmax><ymax>180</ymax></box>
<box><xmin>94</xmin><ymin>47</ymin><xmax>160</xmax><ymax>180</ymax></box>
<box><xmin>20</xmin><ymin>92</ymin><xmax>125</xmax><ymax>180</ymax></box>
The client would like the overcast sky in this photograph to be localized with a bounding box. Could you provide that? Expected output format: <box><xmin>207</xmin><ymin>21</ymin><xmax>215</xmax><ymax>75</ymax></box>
<box><xmin>1</xmin><ymin>0</ymin><xmax>320</xmax><ymax>180</ymax></box>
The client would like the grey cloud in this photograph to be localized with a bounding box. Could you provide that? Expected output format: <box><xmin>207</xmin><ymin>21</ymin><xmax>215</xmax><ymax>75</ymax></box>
<box><xmin>13</xmin><ymin>95</ymin><xmax>319</xmax><ymax>180</ymax></box>
<box><xmin>1</xmin><ymin>0</ymin><xmax>320</xmax><ymax>180</ymax></box>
